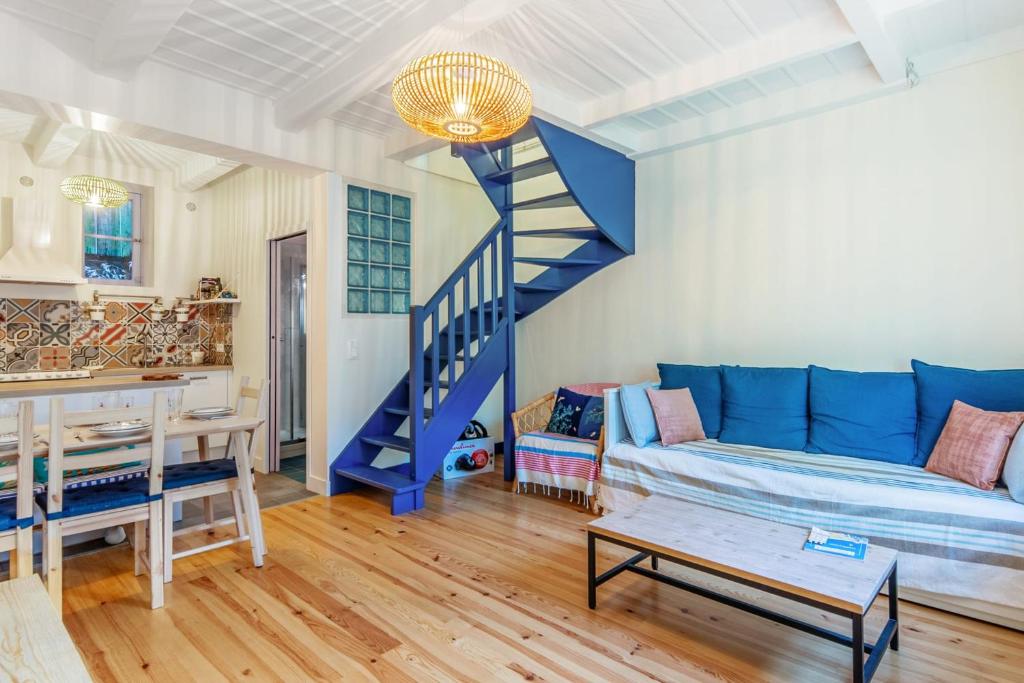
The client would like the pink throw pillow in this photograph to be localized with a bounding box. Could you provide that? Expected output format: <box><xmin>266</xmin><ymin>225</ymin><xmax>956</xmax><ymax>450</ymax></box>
<box><xmin>925</xmin><ymin>400</ymin><xmax>1024</xmax><ymax>490</ymax></box>
<box><xmin>646</xmin><ymin>387</ymin><xmax>706</xmax><ymax>445</ymax></box>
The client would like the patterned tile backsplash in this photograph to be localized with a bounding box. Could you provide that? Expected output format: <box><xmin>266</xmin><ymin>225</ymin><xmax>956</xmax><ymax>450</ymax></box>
<box><xmin>0</xmin><ymin>297</ymin><xmax>233</xmax><ymax>373</ymax></box>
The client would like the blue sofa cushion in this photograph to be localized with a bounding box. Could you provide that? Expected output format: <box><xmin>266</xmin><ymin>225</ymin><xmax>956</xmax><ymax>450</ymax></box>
<box><xmin>619</xmin><ymin>382</ymin><xmax>659</xmax><ymax>447</ymax></box>
<box><xmin>164</xmin><ymin>459</ymin><xmax>238</xmax><ymax>489</ymax></box>
<box><xmin>36</xmin><ymin>478</ymin><xmax>156</xmax><ymax>520</ymax></box>
<box><xmin>546</xmin><ymin>387</ymin><xmax>591</xmax><ymax>438</ymax></box>
<box><xmin>912</xmin><ymin>359</ymin><xmax>1024</xmax><ymax>465</ymax></box>
<box><xmin>657</xmin><ymin>363</ymin><xmax>723</xmax><ymax>438</ymax></box>
<box><xmin>806</xmin><ymin>366</ymin><xmax>917</xmax><ymax>465</ymax></box>
<box><xmin>576</xmin><ymin>397</ymin><xmax>605</xmax><ymax>441</ymax></box>
<box><xmin>719</xmin><ymin>366</ymin><xmax>809</xmax><ymax>450</ymax></box>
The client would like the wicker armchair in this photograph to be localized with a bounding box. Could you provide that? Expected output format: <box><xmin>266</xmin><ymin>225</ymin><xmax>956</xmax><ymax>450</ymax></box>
<box><xmin>510</xmin><ymin>384</ymin><xmax>619</xmax><ymax>513</ymax></box>
<box><xmin>511</xmin><ymin>391</ymin><xmax>606</xmax><ymax>465</ymax></box>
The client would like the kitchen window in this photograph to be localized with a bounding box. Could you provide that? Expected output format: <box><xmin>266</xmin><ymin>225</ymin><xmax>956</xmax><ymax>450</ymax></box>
<box><xmin>83</xmin><ymin>189</ymin><xmax>144</xmax><ymax>285</ymax></box>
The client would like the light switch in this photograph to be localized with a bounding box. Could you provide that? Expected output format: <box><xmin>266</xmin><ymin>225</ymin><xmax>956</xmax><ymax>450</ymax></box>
<box><xmin>347</xmin><ymin>339</ymin><xmax>358</xmax><ymax>359</ymax></box>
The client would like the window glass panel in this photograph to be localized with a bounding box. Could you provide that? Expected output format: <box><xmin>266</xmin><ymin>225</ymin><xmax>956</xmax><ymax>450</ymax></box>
<box><xmin>369</xmin><ymin>240</ymin><xmax>390</xmax><ymax>264</ymax></box>
<box><xmin>369</xmin><ymin>290</ymin><xmax>389</xmax><ymax>313</ymax></box>
<box><xmin>369</xmin><ymin>265</ymin><xmax>390</xmax><ymax>289</ymax></box>
<box><xmin>369</xmin><ymin>215</ymin><xmax>390</xmax><ymax>239</ymax></box>
<box><xmin>348</xmin><ymin>237</ymin><xmax>368</xmax><ymax>262</ymax></box>
<box><xmin>347</xmin><ymin>185</ymin><xmax>368</xmax><ymax>211</ymax></box>
<box><xmin>347</xmin><ymin>263</ymin><xmax>368</xmax><ymax>287</ymax></box>
<box><xmin>391</xmin><ymin>243</ymin><xmax>410</xmax><ymax>267</ymax></box>
<box><xmin>391</xmin><ymin>292</ymin><xmax>410</xmax><ymax>314</ymax></box>
<box><xmin>347</xmin><ymin>211</ymin><xmax>368</xmax><ymax>236</ymax></box>
<box><xmin>391</xmin><ymin>267</ymin><xmax>410</xmax><ymax>291</ymax></box>
<box><xmin>391</xmin><ymin>195</ymin><xmax>411</xmax><ymax>220</ymax></box>
<box><xmin>348</xmin><ymin>289</ymin><xmax>368</xmax><ymax>313</ymax></box>
<box><xmin>83</xmin><ymin>191</ymin><xmax>140</xmax><ymax>283</ymax></box>
<box><xmin>370</xmin><ymin>190</ymin><xmax>390</xmax><ymax>215</ymax></box>
<box><xmin>391</xmin><ymin>219</ymin><xmax>411</xmax><ymax>243</ymax></box>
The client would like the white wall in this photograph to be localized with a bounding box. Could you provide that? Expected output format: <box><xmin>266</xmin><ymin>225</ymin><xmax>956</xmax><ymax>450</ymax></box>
<box><xmin>0</xmin><ymin>140</ymin><xmax>210</xmax><ymax>301</ymax></box>
<box><xmin>515</xmin><ymin>50</ymin><xmax>1024</xmax><ymax>403</ymax></box>
<box><xmin>206</xmin><ymin>127</ymin><xmax>497</xmax><ymax>493</ymax></box>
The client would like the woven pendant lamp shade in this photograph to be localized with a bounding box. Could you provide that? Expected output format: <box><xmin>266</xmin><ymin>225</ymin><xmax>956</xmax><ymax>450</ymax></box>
<box><xmin>392</xmin><ymin>51</ymin><xmax>532</xmax><ymax>143</ymax></box>
<box><xmin>60</xmin><ymin>175</ymin><xmax>129</xmax><ymax>208</ymax></box>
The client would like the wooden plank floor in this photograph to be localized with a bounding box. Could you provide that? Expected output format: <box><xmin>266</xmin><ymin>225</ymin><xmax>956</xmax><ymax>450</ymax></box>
<box><xmin>61</xmin><ymin>469</ymin><xmax>1024</xmax><ymax>682</ymax></box>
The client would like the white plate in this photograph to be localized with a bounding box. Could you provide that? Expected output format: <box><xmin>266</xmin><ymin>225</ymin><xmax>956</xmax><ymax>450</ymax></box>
<box><xmin>0</xmin><ymin>432</ymin><xmax>38</xmax><ymax>446</ymax></box>
<box><xmin>186</xmin><ymin>406</ymin><xmax>233</xmax><ymax>417</ymax></box>
<box><xmin>90</xmin><ymin>421</ymin><xmax>152</xmax><ymax>437</ymax></box>
<box><xmin>189</xmin><ymin>413</ymin><xmax>234</xmax><ymax>420</ymax></box>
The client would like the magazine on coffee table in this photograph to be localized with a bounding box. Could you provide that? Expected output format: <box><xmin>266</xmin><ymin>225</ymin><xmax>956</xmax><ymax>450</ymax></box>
<box><xmin>804</xmin><ymin>526</ymin><xmax>869</xmax><ymax>560</ymax></box>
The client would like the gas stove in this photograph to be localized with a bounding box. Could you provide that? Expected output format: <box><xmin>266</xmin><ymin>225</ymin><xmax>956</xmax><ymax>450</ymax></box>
<box><xmin>0</xmin><ymin>370</ymin><xmax>91</xmax><ymax>382</ymax></box>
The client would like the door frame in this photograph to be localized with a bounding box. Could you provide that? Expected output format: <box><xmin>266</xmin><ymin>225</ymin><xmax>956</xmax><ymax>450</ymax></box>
<box><xmin>267</xmin><ymin>230</ymin><xmax>309</xmax><ymax>478</ymax></box>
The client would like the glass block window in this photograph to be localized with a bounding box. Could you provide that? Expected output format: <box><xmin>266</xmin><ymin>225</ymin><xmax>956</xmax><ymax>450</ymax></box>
<box><xmin>347</xmin><ymin>184</ymin><xmax>411</xmax><ymax>314</ymax></box>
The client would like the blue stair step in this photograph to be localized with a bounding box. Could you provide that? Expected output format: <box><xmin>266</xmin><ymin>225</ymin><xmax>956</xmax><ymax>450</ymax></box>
<box><xmin>514</xmin><ymin>227</ymin><xmax>605</xmax><ymax>240</ymax></box>
<box><xmin>515</xmin><ymin>282</ymin><xmax>562</xmax><ymax>293</ymax></box>
<box><xmin>514</xmin><ymin>257</ymin><xmax>602</xmax><ymax>268</ymax></box>
<box><xmin>334</xmin><ymin>465</ymin><xmax>425</xmax><ymax>495</ymax></box>
<box><xmin>507</xmin><ymin>192</ymin><xmax>575</xmax><ymax>211</ymax></box>
<box><xmin>478</xmin><ymin>123</ymin><xmax>538</xmax><ymax>153</ymax></box>
<box><xmin>384</xmin><ymin>407</ymin><xmax>433</xmax><ymax>419</ymax></box>
<box><xmin>485</xmin><ymin>157</ymin><xmax>556</xmax><ymax>184</ymax></box>
<box><xmin>361</xmin><ymin>435</ymin><xmax>412</xmax><ymax>452</ymax></box>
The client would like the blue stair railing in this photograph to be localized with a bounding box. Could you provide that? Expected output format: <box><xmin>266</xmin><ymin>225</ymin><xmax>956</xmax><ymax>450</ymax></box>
<box><xmin>331</xmin><ymin>116</ymin><xmax>634</xmax><ymax>514</ymax></box>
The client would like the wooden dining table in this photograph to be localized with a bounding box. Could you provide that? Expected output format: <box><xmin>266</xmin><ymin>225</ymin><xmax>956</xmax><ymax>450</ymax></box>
<box><xmin>0</xmin><ymin>412</ymin><xmax>267</xmax><ymax>568</ymax></box>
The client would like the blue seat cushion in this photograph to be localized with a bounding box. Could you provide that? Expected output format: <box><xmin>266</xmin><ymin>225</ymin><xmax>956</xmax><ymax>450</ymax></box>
<box><xmin>912</xmin><ymin>359</ymin><xmax>1024</xmax><ymax>465</ymax></box>
<box><xmin>806</xmin><ymin>366</ymin><xmax>918</xmax><ymax>465</ymax></box>
<box><xmin>0</xmin><ymin>495</ymin><xmax>19</xmax><ymax>531</ymax></box>
<box><xmin>719</xmin><ymin>366</ymin><xmax>809</xmax><ymax>450</ymax></box>
<box><xmin>163</xmin><ymin>459</ymin><xmax>238</xmax><ymax>489</ymax></box>
<box><xmin>657</xmin><ymin>364</ymin><xmax>723</xmax><ymax>437</ymax></box>
<box><xmin>36</xmin><ymin>478</ymin><xmax>157</xmax><ymax>520</ymax></box>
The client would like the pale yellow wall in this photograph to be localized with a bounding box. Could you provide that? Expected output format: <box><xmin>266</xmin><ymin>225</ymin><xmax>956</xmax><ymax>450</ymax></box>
<box><xmin>0</xmin><ymin>140</ymin><xmax>210</xmax><ymax>301</ymax></box>
<box><xmin>515</xmin><ymin>50</ymin><xmax>1024</xmax><ymax>404</ymax></box>
<box><xmin>206</xmin><ymin>128</ymin><xmax>497</xmax><ymax>492</ymax></box>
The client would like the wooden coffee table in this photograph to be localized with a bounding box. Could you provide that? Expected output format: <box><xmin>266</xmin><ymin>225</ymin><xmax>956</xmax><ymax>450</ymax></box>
<box><xmin>588</xmin><ymin>496</ymin><xmax>899</xmax><ymax>683</ymax></box>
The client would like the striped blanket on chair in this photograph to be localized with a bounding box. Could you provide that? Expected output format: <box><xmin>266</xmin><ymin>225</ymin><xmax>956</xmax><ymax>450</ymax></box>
<box><xmin>515</xmin><ymin>431</ymin><xmax>600</xmax><ymax>506</ymax></box>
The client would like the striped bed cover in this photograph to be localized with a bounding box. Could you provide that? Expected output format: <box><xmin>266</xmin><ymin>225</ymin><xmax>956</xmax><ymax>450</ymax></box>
<box><xmin>598</xmin><ymin>438</ymin><xmax>1024</xmax><ymax>618</ymax></box>
<box><xmin>515</xmin><ymin>431</ymin><xmax>600</xmax><ymax>505</ymax></box>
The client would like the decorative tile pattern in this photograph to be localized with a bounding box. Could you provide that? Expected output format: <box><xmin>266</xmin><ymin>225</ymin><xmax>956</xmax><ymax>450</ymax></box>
<box><xmin>8</xmin><ymin>323</ymin><xmax>38</xmax><ymax>347</ymax></box>
<box><xmin>39</xmin><ymin>323</ymin><xmax>70</xmax><ymax>346</ymax></box>
<box><xmin>39</xmin><ymin>346</ymin><xmax>70</xmax><ymax>371</ymax></box>
<box><xmin>0</xmin><ymin>298</ymin><xmax>232</xmax><ymax>371</ymax></box>
<box><xmin>6</xmin><ymin>299</ymin><xmax>38</xmax><ymax>324</ymax></box>
<box><xmin>346</xmin><ymin>184</ymin><xmax>412</xmax><ymax>315</ymax></box>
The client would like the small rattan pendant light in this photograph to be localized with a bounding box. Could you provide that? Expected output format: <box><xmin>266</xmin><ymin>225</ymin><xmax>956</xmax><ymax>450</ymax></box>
<box><xmin>60</xmin><ymin>175</ymin><xmax>129</xmax><ymax>208</ymax></box>
<box><xmin>392</xmin><ymin>51</ymin><xmax>532</xmax><ymax>143</ymax></box>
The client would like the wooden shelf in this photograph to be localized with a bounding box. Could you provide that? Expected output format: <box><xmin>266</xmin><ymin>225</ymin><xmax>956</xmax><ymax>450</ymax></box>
<box><xmin>185</xmin><ymin>298</ymin><xmax>241</xmax><ymax>305</ymax></box>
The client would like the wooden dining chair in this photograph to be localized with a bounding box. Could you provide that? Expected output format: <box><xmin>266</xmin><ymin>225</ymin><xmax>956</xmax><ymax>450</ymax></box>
<box><xmin>37</xmin><ymin>394</ymin><xmax>167</xmax><ymax>612</ymax></box>
<box><xmin>160</xmin><ymin>376</ymin><xmax>268</xmax><ymax>583</ymax></box>
<box><xmin>0</xmin><ymin>401</ymin><xmax>36</xmax><ymax>579</ymax></box>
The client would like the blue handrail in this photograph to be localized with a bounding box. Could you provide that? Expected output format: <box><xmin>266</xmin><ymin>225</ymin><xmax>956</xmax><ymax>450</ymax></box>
<box><xmin>408</xmin><ymin>219</ymin><xmax>510</xmax><ymax>476</ymax></box>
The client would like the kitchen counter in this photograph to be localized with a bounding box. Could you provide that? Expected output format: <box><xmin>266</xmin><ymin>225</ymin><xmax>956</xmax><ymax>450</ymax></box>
<box><xmin>90</xmin><ymin>365</ymin><xmax>233</xmax><ymax>377</ymax></box>
<box><xmin>0</xmin><ymin>375</ymin><xmax>189</xmax><ymax>399</ymax></box>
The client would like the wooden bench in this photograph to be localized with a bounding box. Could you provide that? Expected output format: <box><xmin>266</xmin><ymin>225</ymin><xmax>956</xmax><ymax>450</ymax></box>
<box><xmin>0</xmin><ymin>576</ymin><xmax>91</xmax><ymax>681</ymax></box>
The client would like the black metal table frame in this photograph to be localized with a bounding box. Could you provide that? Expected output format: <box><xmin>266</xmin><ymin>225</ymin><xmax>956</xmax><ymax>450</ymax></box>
<box><xmin>588</xmin><ymin>531</ymin><xmax>899</xmax><ymax>683</ymax></box>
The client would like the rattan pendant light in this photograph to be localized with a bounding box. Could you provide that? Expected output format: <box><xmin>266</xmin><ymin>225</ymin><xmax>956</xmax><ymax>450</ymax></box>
<box><xmin>392</xmin><ymin>51</ymin><xmax>532</xmax><ymax>143</ymax></box>
<box><xmin>60</xmin><ymin>175</ymin><xmax>129</xmax><ymax>208</ymax></box>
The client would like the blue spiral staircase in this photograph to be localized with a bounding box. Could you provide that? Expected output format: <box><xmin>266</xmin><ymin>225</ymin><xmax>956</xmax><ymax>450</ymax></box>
<box><xmin>330</xmin><ymin>117</ymin><xmax>635</xmax><ymax>514</ymax></box>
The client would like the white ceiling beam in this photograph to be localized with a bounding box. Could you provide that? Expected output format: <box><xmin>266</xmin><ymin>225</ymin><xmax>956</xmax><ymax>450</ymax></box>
<box><xmin>275</xmin><ymin>0</ymin><xmax>534</xmax><ymax>132</ymax></box>
<box><xmin>22</xmin><ymin>118</ymin><xmax>88</xmax><ymax>167</ymax></box>
<box><xmin>93</xmin><ymin>0</ymin><xmax>195</xmax><ymax>78</ymax></box>
<box><xmin>630</xmin><ymin>66</ymin><xmax>907</xmax><ymax>158</ymax></box>
<box><xmin>173</xmin><ymin>154</ymin><xmax>242</xmax><ymax>191</ymax></box>
<box><xmin>581</xmin><ymin>10</ymin><xmax>858</xmax><ymax>128</ymax></box>
<box><xmin>835</xmin><ymin>0</ymin><xmax>906</xmax><ymax>82</ymax></box>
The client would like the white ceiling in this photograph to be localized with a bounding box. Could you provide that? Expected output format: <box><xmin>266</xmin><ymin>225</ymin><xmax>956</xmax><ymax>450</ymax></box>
<box><xmin>0</xmin><ymin>0</ymin><xmax>1022</xmax><ymax>159</ymax></box>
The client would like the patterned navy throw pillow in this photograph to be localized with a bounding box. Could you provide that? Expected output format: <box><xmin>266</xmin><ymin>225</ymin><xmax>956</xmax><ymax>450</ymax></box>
<box><xmin>546</xmin><ymin>387</ymin><xmax>591</xmax><ymax>437</ymax></box>
<box><xmin>576</xmin><ymin>396</ymin><xmax>605</xmax><ymax>441</ymax></box>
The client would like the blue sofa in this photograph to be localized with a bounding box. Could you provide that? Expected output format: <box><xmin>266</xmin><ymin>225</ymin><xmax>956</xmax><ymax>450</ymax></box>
<box><xmin>599</xmin><ymin>360</ymin><xmax>1024</xmax><ymax>631</ymax></box>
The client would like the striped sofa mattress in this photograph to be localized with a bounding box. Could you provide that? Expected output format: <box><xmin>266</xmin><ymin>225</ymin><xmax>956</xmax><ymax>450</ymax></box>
<box><xmin>598</xmin><ymin>438</ymin><xmax>1024</xmax><ymax>625</ymax></box>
